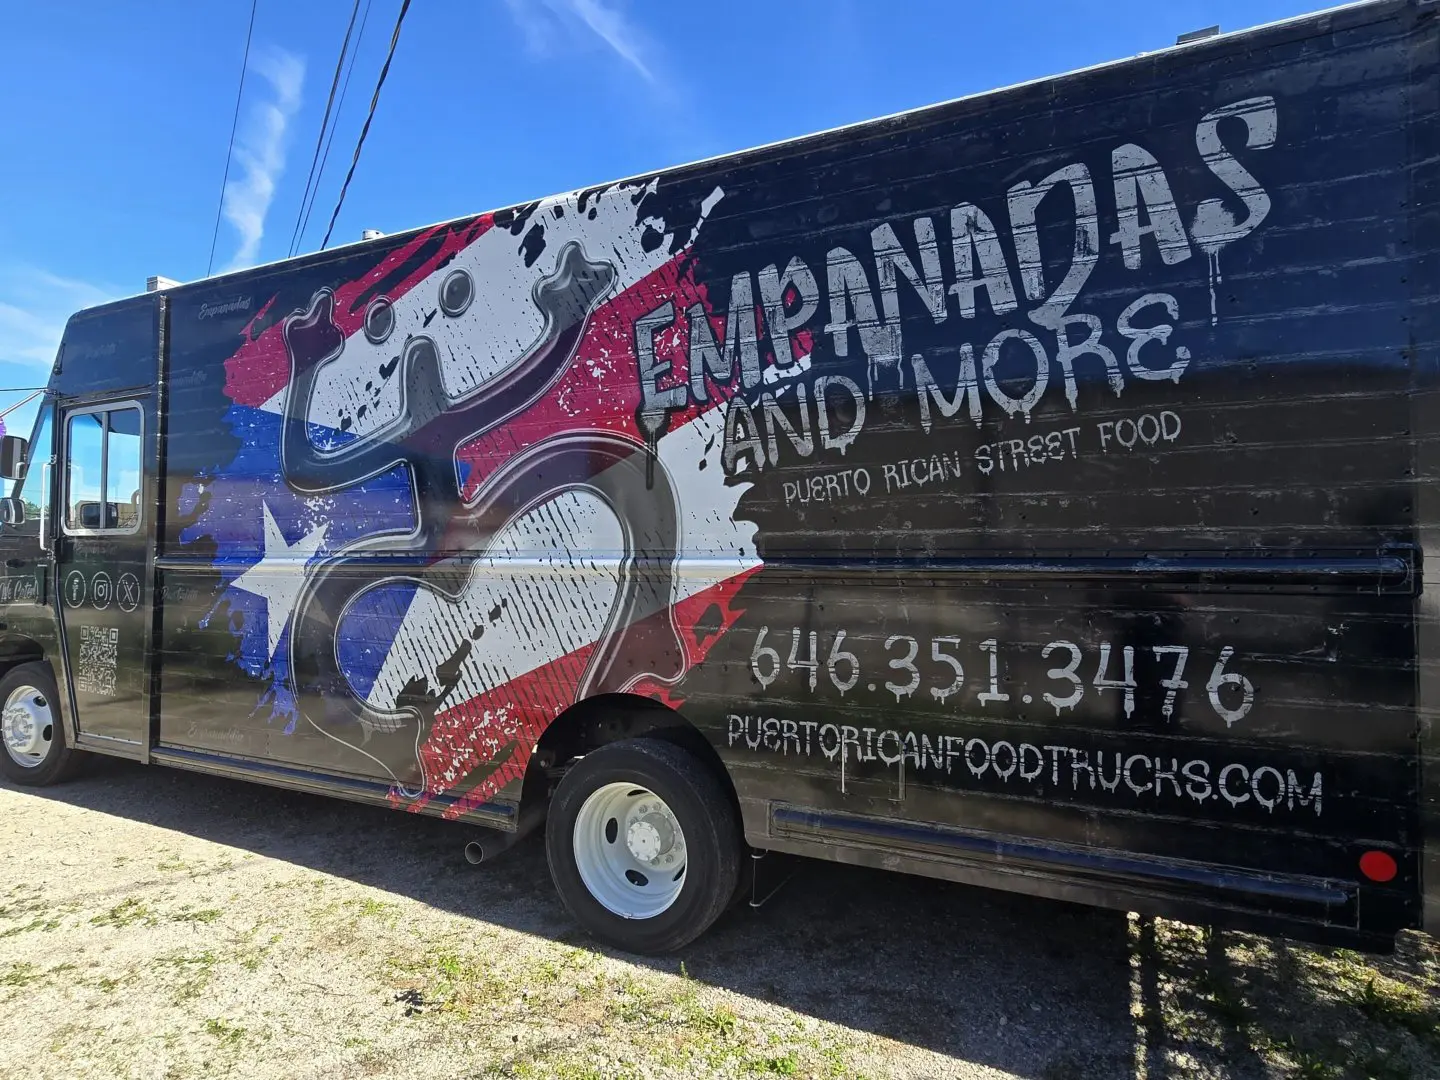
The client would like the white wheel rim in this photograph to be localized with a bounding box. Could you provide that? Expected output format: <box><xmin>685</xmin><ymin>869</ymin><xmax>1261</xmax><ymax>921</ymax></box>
<box><xmin>2</xmin><ymin>684</ymin><xmax>53</xmax><ymax>769</ymax></box>
<box><xmin>573</xmin><ymin>782</ymin><xmax>687</xmax><ymax>919</ymax></box>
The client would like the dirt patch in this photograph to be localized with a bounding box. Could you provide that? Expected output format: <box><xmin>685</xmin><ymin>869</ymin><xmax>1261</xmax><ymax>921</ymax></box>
<box><xmin>2</xmin><ymin>758</ymin><xmax>1436</xmax><ymax>1079</ymax></box>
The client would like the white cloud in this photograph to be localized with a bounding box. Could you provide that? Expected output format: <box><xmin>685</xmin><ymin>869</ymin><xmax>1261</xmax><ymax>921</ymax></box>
<box><xmin>562</xmin><ymin>0</ymin><xmax>653</xmax><ymax>82</ymax></box>
<box><xmin>505</xmin><ymin>0</ymin><xmax>656</xmax><ymax>83</ymax></box>
<box><xmin>0</xmin><ymin>264</ymin><xmax>118</xmax><ymax>374</ymax></box>
<box><xmin>222</xmin><ymin>47</ymin><xmax>305</xmax><ymax>272</ymax></box>
<box><xmin>503</xmin><ymin>0</ymin><xmax>559</xmax><ymax>53</ymax></box>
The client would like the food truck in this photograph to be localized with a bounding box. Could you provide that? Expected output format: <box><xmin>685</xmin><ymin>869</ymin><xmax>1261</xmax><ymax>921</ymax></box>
<box><xmin>1</xmin><ymin>0</ymin><xmax>1435</xmax><ymax>954</ymax></box>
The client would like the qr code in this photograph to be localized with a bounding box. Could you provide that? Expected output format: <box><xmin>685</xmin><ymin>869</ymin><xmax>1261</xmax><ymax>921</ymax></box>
<box><xmin>77</xmin><ymin>625</ymin><xmax>119</xmax><ymax>697</ymax></box>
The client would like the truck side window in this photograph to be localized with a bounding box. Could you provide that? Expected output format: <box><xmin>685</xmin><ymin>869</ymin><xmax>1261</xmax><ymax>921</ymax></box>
<box><xmin>66</xmin><ymin>413</ymin><xmax>104</xmax><ymax>531</ymax></box>
<box><xmin>106</xmin><ymin>408</ymin><xmax>142</xmax><ymax>530</ymax></box>
<box><xmin>64</xmin><ymin>404</ymin><xmax>143</xmax><ymax>534</ymax></box>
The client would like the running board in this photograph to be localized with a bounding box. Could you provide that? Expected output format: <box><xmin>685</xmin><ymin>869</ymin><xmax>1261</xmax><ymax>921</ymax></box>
<box><xmin>150</xmin><ymin>745</ymin><xmax>514</xmax><ymax>827</ymax></box>
<box><xmin>769</xmin><ymin>804</ymin><xmax>1357</xmax><ymax>926</ymax></box>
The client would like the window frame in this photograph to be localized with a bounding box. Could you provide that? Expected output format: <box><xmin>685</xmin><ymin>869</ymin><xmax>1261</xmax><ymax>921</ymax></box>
<box><xmin>61</xmin><ymin>401</ymin><xmax>145</xmax><ymax>537</ymax></box>
<box><xmin>10</xmin><ymin>401</ymin><xmax>54</xmax><ymax>503</ymax></box>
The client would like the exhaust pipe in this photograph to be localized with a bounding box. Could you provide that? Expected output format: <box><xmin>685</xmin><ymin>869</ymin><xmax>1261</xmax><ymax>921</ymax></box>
<box><xmin>463</xmin><ymin>801</ymin><xmax>547</xmax><ymax>865</ymax></box>
<box><xmin>462</xmin><ymin>841</ymin><xmax>488</xmax><ymax>865</ymax></box>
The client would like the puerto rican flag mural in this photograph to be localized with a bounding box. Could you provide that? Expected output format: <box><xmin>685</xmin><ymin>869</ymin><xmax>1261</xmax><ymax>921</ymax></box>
<box><xmin>179</xmin><ymin>178</ymin><xmax>764</xmax><ymax>819</ymax></box>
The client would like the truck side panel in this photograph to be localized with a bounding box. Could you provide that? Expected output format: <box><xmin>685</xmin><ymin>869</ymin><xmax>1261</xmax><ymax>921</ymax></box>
<box><xmin>138</xmin><ymin>0</ymin><xmax>1432</xmax><ymax>943</ymax></box>
<box><xmin>1408</xmin><ymin>0</ymin><xmax>1440</xmax><ymax>937</ymax></box>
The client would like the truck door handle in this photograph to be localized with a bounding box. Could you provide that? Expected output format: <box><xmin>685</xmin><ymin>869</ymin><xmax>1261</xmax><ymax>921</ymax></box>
<box><xmin>38</xmin><ymin>459</ymin><xmax>50</xmax><ymax>553</ymax></box>
<box><xmin>4</xmin><ymin>559</ymin><xmax>22</xmax><ymax>568</ymax></box>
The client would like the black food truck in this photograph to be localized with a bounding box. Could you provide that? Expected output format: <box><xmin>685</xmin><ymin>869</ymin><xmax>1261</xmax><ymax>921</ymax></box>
<box><xmin>0</xmin><ymin>0</ymin><xmax>1437</xmax><ymax>955</ymax></box>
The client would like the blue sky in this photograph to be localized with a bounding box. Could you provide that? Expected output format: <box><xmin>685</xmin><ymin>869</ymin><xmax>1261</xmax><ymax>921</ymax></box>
<box><xmin>0</xmin><ymin>0</ymin><xmax>1331</xmax><ymax>438</ymax></box>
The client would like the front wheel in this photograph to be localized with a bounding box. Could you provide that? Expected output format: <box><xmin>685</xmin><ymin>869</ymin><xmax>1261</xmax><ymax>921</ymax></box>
<box><xmin>0</xmin><ymin>661</ymin><xmax>83</xmax><ymax>787</ymax></box>
<box><xmin>546</xmin><ymin>738</ymin><xmax>742</xmax><ymax>954</ymax></box>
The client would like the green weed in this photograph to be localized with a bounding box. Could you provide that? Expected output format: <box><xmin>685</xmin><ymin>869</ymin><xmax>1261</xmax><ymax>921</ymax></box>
<box><xmin>89</xmin><ymin>897</ymin><xmax>156</xmax><ymax>928</ymax></box>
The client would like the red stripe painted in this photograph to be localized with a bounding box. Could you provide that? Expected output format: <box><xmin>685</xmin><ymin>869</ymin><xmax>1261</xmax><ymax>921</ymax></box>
<box><xmin>401</xmin><ymin>565</ymin><xmax>760</xmax><ymax>818</ymax></box>
<box><xmin>455</xmin><ymin>252</ymin><xmax>742</xmax><ymax>500</ymax></box>
<box><xmin>406</xmin><ymin>642</ymin><xmax>600</xmax><ymax>818</ymax></box>
<box><xmin>223</xmin><ymin>216</ymin><xmax>494</xmax><ymax>408</ymax></box>
<box><xmin>622</xmin><ymin>566</ymin><xmax>758</xmax><ymax>709</ymax></box>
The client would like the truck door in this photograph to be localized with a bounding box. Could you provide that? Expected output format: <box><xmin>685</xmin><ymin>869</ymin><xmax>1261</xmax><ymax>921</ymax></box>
<box><xmin>55</xmin><ymin>399</ymin><xmax>151</xmax><ymax>753</ymax></box>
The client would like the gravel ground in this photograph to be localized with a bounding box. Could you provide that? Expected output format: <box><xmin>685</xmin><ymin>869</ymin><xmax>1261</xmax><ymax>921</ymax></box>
<box><xmin>1</xmin><ymin>756</ymin><xmax>1436</xmax><ymax>1080</ymax></box>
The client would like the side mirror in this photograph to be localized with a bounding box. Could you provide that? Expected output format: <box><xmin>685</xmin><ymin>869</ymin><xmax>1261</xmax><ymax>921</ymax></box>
<box><xmin>0</xmin><ymin>497</ymin><xmax>24</xmax><ymax>526</ymax></box>
<box><xmin>0</xmin><ymin>436</ymin><xmax>28</xmax><ymax>480</ymax></box>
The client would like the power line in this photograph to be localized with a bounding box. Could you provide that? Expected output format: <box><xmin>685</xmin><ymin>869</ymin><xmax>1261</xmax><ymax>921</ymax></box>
<box><xmin>206</xmin><ymin>0</ymin><xmax>259</xmax><ymax>277</ymax></box>
<box><xmin>299</xmin><ymin>0</ymin><xmax>374</xmax><ymax>252</ymax></box>
<box><xmin>320</xmin><ymin>0</ymin><xmax>412</xmax><ymax>251</ymax></box>
<box><xmin>287</xmin><ymin>0</ymin><xmax>364</xmax><ymax>258</ymax></box>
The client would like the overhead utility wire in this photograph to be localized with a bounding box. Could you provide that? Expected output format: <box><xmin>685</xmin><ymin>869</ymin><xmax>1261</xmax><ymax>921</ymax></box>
<box><xmin>287</xmin><ymin>0</ymin><xmax>364</xmax><ymax>258</ymax></box>
<box><xmin>297</xmin><ymin>0</ymin><xmax>374</xmax><ymax>252</ymax></box>
<box><xmin>320</xmin><ymin>0</ymin><xmax>412</xmax><ymax>251</ymax></box>
<box><xmin>206</xmin><ymin>0</ymin><xmax>259</xmax><ymax>277</ymax></box>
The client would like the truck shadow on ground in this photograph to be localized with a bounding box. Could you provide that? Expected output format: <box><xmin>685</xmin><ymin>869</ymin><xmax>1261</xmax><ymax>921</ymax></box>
<box><xmin>9</xmin><ymin>757</ymin><xmax>1437</xmax><ymax>1080</ymax></box>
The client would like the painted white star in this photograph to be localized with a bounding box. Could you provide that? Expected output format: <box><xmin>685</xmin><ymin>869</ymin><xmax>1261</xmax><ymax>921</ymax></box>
<box><xmin>230</xmin><ymin>502</ymin><xmax>329</xmax><ymax>659</ymax></box>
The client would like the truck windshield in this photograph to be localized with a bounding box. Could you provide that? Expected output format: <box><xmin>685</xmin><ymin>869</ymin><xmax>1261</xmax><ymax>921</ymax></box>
<box><xmin>8</xmin><ymin>404</ymin><xmax>52</xmax><ymax>536</ymax></box>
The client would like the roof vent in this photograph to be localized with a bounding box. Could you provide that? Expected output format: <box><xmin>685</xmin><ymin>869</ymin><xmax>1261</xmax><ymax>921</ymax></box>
<box><xmin>361</xmin><ymin>229</ymin><xmax>385</xmax><ymax>241</ymax></box>
<box><xmin>1177</xmin><ymin>25</ymin><xmax>1220</xmax><ymax>45</ymax></box>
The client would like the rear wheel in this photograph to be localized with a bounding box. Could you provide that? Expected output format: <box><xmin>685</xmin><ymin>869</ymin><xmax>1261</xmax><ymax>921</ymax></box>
<box><xmin>0</xmin><ymin>661</ymin><xmax>82</xmax><ymax>787</ymax></box>
<box><xmin>546</xmin><ymin>737</ymin><xmax>742</xmax><ymax>954</ymax></box>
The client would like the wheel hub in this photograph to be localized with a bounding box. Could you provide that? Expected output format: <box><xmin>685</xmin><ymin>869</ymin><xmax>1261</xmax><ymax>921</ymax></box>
<box><xmin>626</xmin><ymin>812</ymin><xmax>676</xmax><ymax>863</ymax></box>
<box><xmin>2</xmin><ymin>687</ymin><xmax>51</xmax><ymax>767</ymax></box>
<box><xmin>573</xmin><ymin>783</ymin><xmax>689</xmax><ymax>919</ymax></box>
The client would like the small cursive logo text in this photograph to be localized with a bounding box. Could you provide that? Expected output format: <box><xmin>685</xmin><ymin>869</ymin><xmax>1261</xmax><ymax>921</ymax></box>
<box><xmin>198</xmin><ymin>296</ymin><xmax>253</xmax><ymax>320</ymax></box>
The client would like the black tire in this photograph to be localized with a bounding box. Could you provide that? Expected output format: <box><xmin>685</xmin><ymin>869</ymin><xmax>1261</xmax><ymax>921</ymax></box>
<box><xmin>0</xmin><ymin>661</ymin><xmax>82</xmax><ymax>787</ymax></box>
<box><xmin>546</xmin><ymin>737</ymin><xmax>742</xmax><ymax>955</ymax></box>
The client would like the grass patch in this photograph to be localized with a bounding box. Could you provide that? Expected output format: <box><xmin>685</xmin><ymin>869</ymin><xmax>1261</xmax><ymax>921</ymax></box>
<box><xmin>90</xmin><ymin>897</ymin><xmax>157</xmax><ymax>929</ymax></box>
<box><xmin>189</xmin><ymin>857</ymin><xmax>235</xmax><ymax>880</ymax></box>
<box><xmin>751</xmin><ymin>1052</ymin><xmax>801</xmax><ymax>1076</ymax></box>
<box><xmin>1127</xmin><ymin>920</ymin><xmax>1439</xmax><ymax>1080</ymax></box>
<box><xmin>591</xmin><ymin>967</ymin><xmax>851</xmax><ymax>1079</ymax></box>
<box><xmin>154</xmin><ymin>949</ymin><xmax>218</xmax><ymax>1002</ymax></box>
<box><xmin>172</xmin><ymin>907</ymin><xmax>223</xmax><ymax>925</ymax></box>
<box><xmin>1355</xmin><ymin>975</ymin><xmax>1439</xmax><ymax>1043</ymax></box>
<box><xmin>203</xmin><ymin>1017</ymin><xmax>246</xmax><ymax>1047</ymax></box>
<box><xmin>222</xmin><ymin>922</ymin><xmax>283</xmax><ymax>972</ymax></box>
<box><xmin>248</xmin><ymin>934</ymin><xmax>284</xmax><ymax>970</ymax></box>
<box><xmin>503</xmin><ymin>1048</ymin><xmax>642</xmax><ymax>1080</ymax></box>
<box><xmin>353</xmin><ymin>897</ymin><xmax>398</xmax><ymax>919</ymax></box>
<box><xmin>0</xmin><ymin>962</ymin><xmax>76</xmax><ymax>992</ymax></box>
<box><xmin>383</xmin><ymin>942</ymin><xmax>608</xmax><ymax>1024</ymax></box>
<box><xmin>1</xmin><ymin>962</ymin><xmax>41</xmax><ymax>988</ymax></box>
<box><xmin>387</xmin><ymin>945</ymin><xmax>512</xmax><ymax>1019</ymax></box>
<box><xmin>604</xmin><ymin>973</ymin><xmax>666</xmax><ymax>1027</ymax></box>
<box><xmin>0</xmin><ymin>915</ymin><xmax>61</xmax><ymax>938</ymax></box>
<box><xmin>682</xmin><ymin>1002</ymin><xmax>739</xmax><ymax>1040</ymax></box>
<box><xmin>0</xmin><ymin>892</ymin><xmax>47</xmax><ymax>920</ymax></box>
